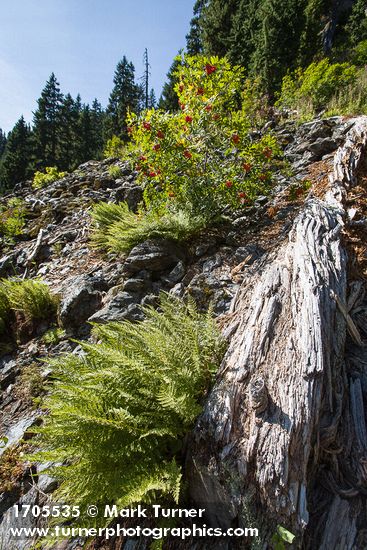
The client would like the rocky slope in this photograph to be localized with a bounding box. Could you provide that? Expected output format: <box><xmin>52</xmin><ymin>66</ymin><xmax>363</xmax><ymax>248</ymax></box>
<box><xmin>0</xmin><ymin>115</ymin><xmax>366</xmax><ymax>549</ymax></box>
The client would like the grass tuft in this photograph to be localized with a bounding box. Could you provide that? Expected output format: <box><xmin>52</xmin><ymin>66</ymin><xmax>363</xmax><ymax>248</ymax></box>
<box><xmin>1</xmin><ymin>278</ymin><xmax>58</xmax><ymax>322</ymax></box>
<box><xmin>0</xmin><ymin>278</ymin><xmax>58</xmax><ymax>338</ymax></box>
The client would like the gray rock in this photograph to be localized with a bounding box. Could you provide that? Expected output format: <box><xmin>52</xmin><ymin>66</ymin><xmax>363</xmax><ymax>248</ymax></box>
<box><xmin>94</xmin><ymin>263</ymin><xmax>125</xmax><ymax>288</ymax></box>
<box><xmin>59</xmin><ymin>275</ymin><xmax>104</xmax><ymax>327</ymax></box>
<box><xmin>123</xmin><ymin>240</ymin><xmax>185</xmax><ymax>274</ymax></box>
<box><xmin>61</xmin><ymin>229</ymin><xmax>78</xmax><ymax>242</ymax></box>
<box><xmin>0</xmin><ymin>252</ymin><xmax>18</xmax><ymax>277</ymax></box>
<box><xmin>15</xmin><ymin>251</ymin><xmax>27</xmax><ymax>267</ymax></box>
<box><xmin>94</xmin><ymin>176</ymin><xmax>115</xmax><ymax>190</ymax></box>
<box><xmin>298</xmin><ymin>119</ymin><xmax>334</xmax><ymax>140</ymax></box>
<box><xmin>225</xmin><ymin>231</ymin><xmax>241</xmax><ymax>246</ymax></box>
<box><xmin>0</xmin><ymin>488</ymin><xmax>39</xmax><ymax>549</ymax></box>
<box><xmin>114</xmin><ymin>183</ymin><xmax>143</xmax><ymax>212</ymax></box>
<box><xmin>88</xmin><ymin>292</ymin><xmax>143</xmax><ymax>323</ymax></box>
<box><xmin>123</xmin><ymin>277</ymin><xmax>151</xmax><ymax>293</ymax></box>
<box><xmin>37</xmin><ymin>265</ymin><xmax>49</xmax><ymax>276</ymax></box>
<box><xmin>170</xmin><ymin>283</ymin><xmax>185</xmax><ymax>297</ymax></box>
<box><xmin>0</xmin><ymin>358</ymin><xmax>19</xmax><ymax>390</ymax></box>
<box><xmin>162</xmin><ymin>261</ymin><xmax>186</xmax><ymax>285</ymax></box>
<box><xmin>231</xmin><ymin>216</ymin><xmax>249</xmax><ymax>228</ymax></box>
<box><xmin>213</xmin><ymin>290</ymin><xmax>235</xmax><ymax>315</ymax></box>
<box><xmin>292</xmin><ymin>152</ymin><xmax>314</xmax><ymax>170</ymax></box>
<box><xmin>0</xmin><ymin>413</ymin><xmax>38</xmax><ymax>457</ymax></box>
<box><xmin>34</xmin><ymin>244</ymin><xmax>52</xmax><ymax>262</ymax></box>
<box><xmin>308</xmin><ymin>137</ymin><xmax>338</xmax><ymax>157</ymax></box>
<box><xmin>233</xmin><ymin>244</ymin><xmax>265</xmax><ymax>265</ymax></box>
<box><xmin>203</xmin><ymin>255</ymin><xmax>222</xmax><ymax>273</ymax></box>
<box><xmin>332</xmin><ymin>120</ymin><xmax>356</xmax><ymax>143</ymax></box>
<box><xmin>255</xmin><ymin>195</ymin><xmax>268</xmax><ymax>206</ymax></box>
<box><xmin>195</xmin><ymin>238</ymin><xmax>217</xmax><ymax>257</ymax></box>
<box><xmin>37</xmin><ymin>463</ymin><xmax>58</xmax><ymax>494</ymax></box>
<box><xmin>140</xmin><ymin>293</ymin><xmax>159</xmax><ymax>308</ymax></box>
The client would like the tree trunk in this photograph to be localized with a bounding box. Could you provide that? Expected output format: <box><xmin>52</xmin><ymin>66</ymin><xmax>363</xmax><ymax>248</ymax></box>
<box><xmin>187</xmin><ymin>117</ymin><xmax>367</xmax><ymax>549</ymax></box>
<box><xmin>322</xmin><ymin>0</ymin><xmax>354</xmax><ymax>52</ymax></box>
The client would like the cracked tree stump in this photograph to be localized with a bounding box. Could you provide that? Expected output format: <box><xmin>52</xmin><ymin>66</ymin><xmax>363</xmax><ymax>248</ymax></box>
<box><xmin>187</xmin><ymin>117</ymin><xmax>367</xmax><ymax>549</ymax></box>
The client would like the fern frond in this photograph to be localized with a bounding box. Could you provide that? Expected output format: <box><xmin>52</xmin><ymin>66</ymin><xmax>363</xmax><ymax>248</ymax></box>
<box><xmin>90</xmin><ymin>201</ymin><xmax>208</xmax><ymax>255</ymax></box>
<box><xmin>28</xmin><ymin>292</ymin><xmax>226</xmax><ymax>526</ymax></box>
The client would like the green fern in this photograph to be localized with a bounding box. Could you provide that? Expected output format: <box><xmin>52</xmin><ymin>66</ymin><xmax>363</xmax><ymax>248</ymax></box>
<box><xmin>41</xmin><ymin>327</ymin><xmax>66</xmax><ymax>345</ymax></box>
<box><xmin>90</xmin><ymin>201</ymin><xmax>207</xmax><ymax>254</ymax></box>
<box><xmin>29</xmin><ymin>293</ymin><xmax>226</xmax><ymax>524</ymax></box>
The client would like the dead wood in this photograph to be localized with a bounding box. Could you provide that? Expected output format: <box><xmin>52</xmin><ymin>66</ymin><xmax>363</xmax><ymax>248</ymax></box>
<box><xmin>187</xmin><ymin>117</ymin><xmax>367</xmax><ymax>549</ymax></box>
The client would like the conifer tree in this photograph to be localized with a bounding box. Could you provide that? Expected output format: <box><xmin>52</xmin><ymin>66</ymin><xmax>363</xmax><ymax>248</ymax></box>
<box><xmin>298</xmin><ymin>0</ymin><xmax>328</xmax><ymax>66</ymax></box>
<box><xmin>90</xmin><ymin>99</ymin><xmax>104</xmax><ymax>159</ymax></box>
<box><xmin>158</xmin><ymin>56</ymin><xmax>183</xmax><ymax>111</ymax></box>
<box><xmin>136</xmin><ymin>83</ymin><xmax>147</xmax><ymax>113</ymax></box>
<box><xmin>32</xmin><ymin>73</ymin><xmax>63</xmax><ymax>169</ymax></box>
<box><xmin>0</xmin><ymin>129</ymin><xmax>7</xmax><ymax>159</ymax></box>
<box><xmin>186</xmin><ymin>0</ymin><xmax>208</xmax><ymax>54</ymax></box>
<box><xmin>0</xmin><ymin>117</ymin><xmax>31</xmax><ymax>189</ymax></box>
<box><xmin>104</xmin><ymin>56</ymin><xmax>141</xmax><ymax>141</ymax></box>
<box><xmin>250</xmin><ymin>0</ymin><xmax>307</xmax><ymax>93</ymax></box>
<box><xmin>228</xmin><ymin>0</ymin><xmax>261</xmax><ymax>67</ymax></box>
<box><xmin>148</xmin><ymin>88</ymin><xmax>156</xmax><ymax>109</ymax></box>
<box><xmin>191</xmin><ymin>0</ymin><xmax>345</xmax><ymax>94</ymax></box>
<box><xmin>57</xmin><ymin>93</ymin><xmax>79</xmax><ymax>171</ymax></box>
<box><xmin>74</xmin><ymin>93</ymin><xmax>83</xmax><ymax>117</ymax></box>
<box><xmin>345</xmin><ymin>0</ymin><xmax>367</xmax><ymax>46</ymax></box>
<box><xmin>201</xmin><ymin>0</ymin><xmax>240</xmax><ymax>57</ymax></box>
<box><xmin>75</xmin><ymin>104</ymin><xmax>93</xmax><ymax>165</ymax></box>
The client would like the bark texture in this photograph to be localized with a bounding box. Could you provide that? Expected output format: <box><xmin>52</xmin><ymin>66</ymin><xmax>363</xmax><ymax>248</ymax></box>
<box><xmin>187</xmin><ymin>117</ymin><xmax>367</xmax><ymax>549</ymax></box>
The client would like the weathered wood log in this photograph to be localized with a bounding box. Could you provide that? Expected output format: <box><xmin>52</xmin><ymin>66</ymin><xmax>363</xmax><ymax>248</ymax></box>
<box><xmin>26</xmin><ymin>228</ymin><xmax>45</xmax><ymax>266</ymax></box>
<box><xmin>187</xmin><ymin>117</ymin><xmax>367</xmax><ymax>548</ymax></box>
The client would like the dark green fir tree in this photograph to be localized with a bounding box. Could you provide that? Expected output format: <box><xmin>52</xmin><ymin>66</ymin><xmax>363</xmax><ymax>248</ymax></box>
<box><xmin>90</xmin><ymin>99</ymin><xmax>105</xmax><ymax>159</ymax></box>
<box><xmin>228</xmin><ymin>0</ymin><xmax>261</xmax><ymax>68</ymax></box>
<box><xmin>57</xmin><ymin>93</ymin><xmax>80</xmax><ymax>171</ymax></box>
<box><xmin>32</xmin><ymin>73</ymin><xmax>63</xmax><ymax>169</ymax></box>
<box><xmin>186</xmin><ymin>0</ymin><xmax>208</xmax><ymax>54</ymax></box>
<box><xmin>250</xmin><ymin>0</ymin><xmax>307</xmax><ymax>93</ymax></box>
<box><xmin>0</xmin><ymin>116</ymin><xmax>31</xmax><ymax>189</ymax></box>
<box><xmin>104</xmin><ymin>56</ymin><xmax>141</xmax><ymax>141</ymax></box>
<box><xmin>76</xmin><ymin>104</ymin><xmax>94</xmax><ymax>164</ymax></box>
<box><xmin>158</xmin><ymin>55</ymin><xmax>183</xmax><ymax>111</ymax></box>
<box><xmin>200</xmin><ymin>0</ymin><xmax>240</xmax><ymax>57</ymax></box>
<box><xmin>0</xmin><ymin>129</ymin><xmax>7</xmax><ymax>159</ymax></box>
<box><xmin>148</xmin><ymin>88</ymin><xmax>156</xmax><ymax>109</ymax></box>
<box><xmin>345</xmin><ymin>0</ymin><xmax>367</xmax><ymax>46</ymax></box>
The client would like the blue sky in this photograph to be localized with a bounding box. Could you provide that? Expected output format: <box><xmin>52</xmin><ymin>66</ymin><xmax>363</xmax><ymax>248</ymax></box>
<box><xmin>0</xmin><ymin>0</ymin><xmax>195</xmax><ymax>132</ymax></box>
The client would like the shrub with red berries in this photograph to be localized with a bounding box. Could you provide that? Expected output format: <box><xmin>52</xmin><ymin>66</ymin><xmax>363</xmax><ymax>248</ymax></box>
<box><xmin>127</xmin><ymin>55</ymin><xmax>280</xmax><ymax>217</ymax></box>
<box><xmin>205</xmin><ymin>64</ymin><xmax>217</xmax><ymax>75</ymax></box>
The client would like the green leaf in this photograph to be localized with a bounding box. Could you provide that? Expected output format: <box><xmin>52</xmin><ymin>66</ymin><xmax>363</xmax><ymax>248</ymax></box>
<box><xmin>277</xmin><ymin>525</ymin><xmax>295</xmax><ymax>543</ymax></box>
<box><xmin>0</xmin><ymin>436</ymin><xmax>9</xmax><ymax>448</ymax></box>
